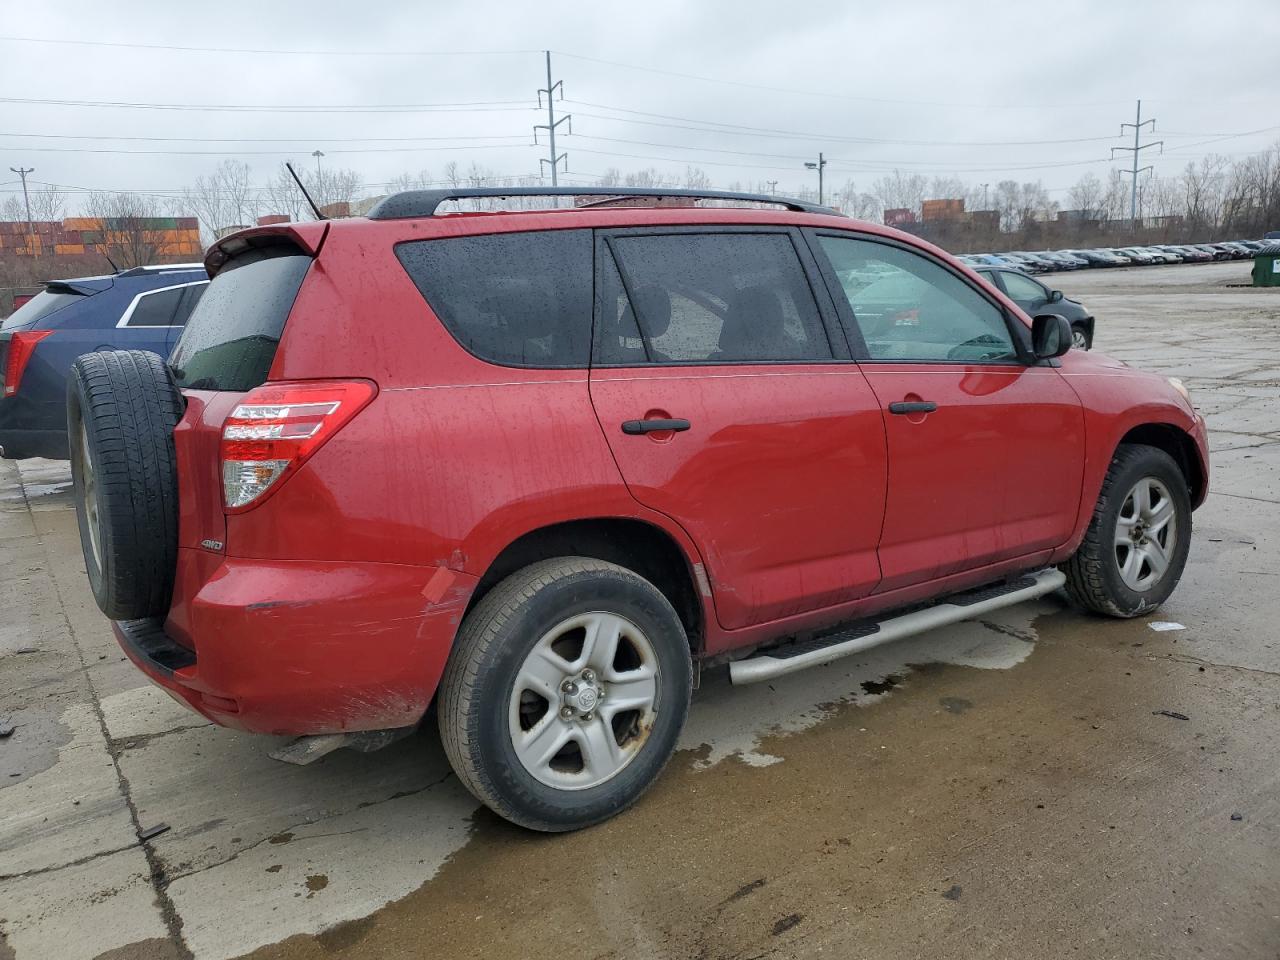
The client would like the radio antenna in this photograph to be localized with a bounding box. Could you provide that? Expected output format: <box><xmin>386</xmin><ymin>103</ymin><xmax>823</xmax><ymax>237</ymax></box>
<box><xmin>285</xmin><ymin>161</ymin><xmax>327</xmax><ymax>220</ymax></box>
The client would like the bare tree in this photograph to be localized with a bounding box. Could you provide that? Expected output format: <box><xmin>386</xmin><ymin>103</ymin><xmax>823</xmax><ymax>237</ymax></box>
<box><xmin>683</xmin><ymin>166</ymin><xmax>713</xmax><ymax>190</ymax></box>
<box><xmin>872</xmin><ymin>170</ymin><xmax>927</xmax><ymax>215</ymax></box>
<box><xmin>1066</xmin><ymin>173</ymin><xmax>1105</xmax><ymax>217</ymax></box>
<box><xmin>83</xmin><ymin>191</ymin><xmax>174</xmax><ymax>268</ymax></box>
<box><xmin>185</xmin><ymin>160</ymin><xmax>259</xmax><ymax>241</ymax></box>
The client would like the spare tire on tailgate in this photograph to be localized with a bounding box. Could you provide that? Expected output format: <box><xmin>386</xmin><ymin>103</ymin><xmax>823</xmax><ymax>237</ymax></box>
<box><xmin>67</xmin><ymin>350</ymin><xmax>184</xmax><ymax>620</ymax></box>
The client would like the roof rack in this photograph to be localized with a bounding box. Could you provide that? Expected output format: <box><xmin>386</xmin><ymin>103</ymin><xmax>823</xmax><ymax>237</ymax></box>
<box><xmin>365</xmin><ymin>187</ymin><xmax>842</xmax><ymax>220</ymax></box>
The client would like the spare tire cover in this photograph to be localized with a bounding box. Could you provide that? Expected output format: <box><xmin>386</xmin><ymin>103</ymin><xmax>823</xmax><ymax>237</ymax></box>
<box><xmin>67</xmin><ymin>350</ymin><xmax>184</xmax><ymax>620</ymax></box>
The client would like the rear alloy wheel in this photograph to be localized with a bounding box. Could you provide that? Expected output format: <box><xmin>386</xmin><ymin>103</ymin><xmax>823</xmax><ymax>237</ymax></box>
<box><xmin>439</xmin><ymin>557</ymin><xmax>692</xmax><ymax>831</ymax></box>
<box><xmin>510</xmin><ymin>611</ymin><xmax>660</xmax><ymax>791</ymax></box>
<box><xmin>1062</xmin><ymin>444</ymin><xmax>1192</xmax><ymax>617</ymax></box>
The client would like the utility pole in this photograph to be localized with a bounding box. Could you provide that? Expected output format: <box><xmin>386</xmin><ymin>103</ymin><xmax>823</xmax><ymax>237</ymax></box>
<box><xmin>766</xmin><ymin>180</ymin><xmax>778</xmax><ymax>195</ymax></box>
<box><xmin>804</xmin><ymin>153</ymin><xmax>827</xmax><ymax>205</ymax></box>
<box><xmin>534</xmin><ymin>51</ymin><xmax>570</xmax><ymax>186</ymax></box>
<box><xmin>981</xmin><ymin>183</ymin><xmax>990</xmax><ymax>210</ymax></box>
<box><xmin>1111</xmin><ymin>100</ymin><xmax>1162</xmax><ymax>229</ymax></box>
<box><xmin>10</xmin><ymin>166</ymin><xmax>34</xmax><ymax>251</ymax></box>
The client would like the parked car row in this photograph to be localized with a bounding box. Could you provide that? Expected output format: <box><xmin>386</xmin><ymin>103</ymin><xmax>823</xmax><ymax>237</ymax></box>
<box><xmin>957</xmin><ymin>239</ymin><xmax>1272</xmax><ymax>274</ymax></box>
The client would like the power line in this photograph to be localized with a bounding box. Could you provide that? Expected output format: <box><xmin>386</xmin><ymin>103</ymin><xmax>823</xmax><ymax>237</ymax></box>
<box><xmin>2</xmin><ymin>131</ymin><xmax>531</xmax><ymax>145</ymax></box>
<box><xmin>0</xmin><ymin>144</ymin><xmax>536</xmax><ymax>157</ymax></box>
<box><xmin>0</xmin><ymin>95</ymin><xmax>534</xmax><ymax>114</ymax></box>
<box><xmin>0</xmin><ymin>34</ymin><xmax>537</xmax><ymax>57</ymax></box>
<box><xmin>567</xmin><ymin>101</ymin><xmax>1121</xmax><ymax>147</ymax></box>
<box><xmin>552</xmin><ymin>51</ymin><xmax>1132</xmax><ymax>110</ymax></box>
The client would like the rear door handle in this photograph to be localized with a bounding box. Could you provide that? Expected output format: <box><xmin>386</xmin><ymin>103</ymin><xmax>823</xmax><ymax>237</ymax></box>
<box><xmin>622</xmin><ymin>418</ymin><xmax>691</xmax><ymax>435</ymax></box>
<box><xmin>888</xmin><ymin>401</ymin><xmax>937</xmax><ymax>415</ymax></box>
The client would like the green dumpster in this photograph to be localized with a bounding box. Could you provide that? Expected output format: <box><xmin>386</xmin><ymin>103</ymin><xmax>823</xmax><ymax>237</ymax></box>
<box><xmin>1253</xmin><ymin>244</ymin><xmax>1280</xmax><ymax>287</ymax></box>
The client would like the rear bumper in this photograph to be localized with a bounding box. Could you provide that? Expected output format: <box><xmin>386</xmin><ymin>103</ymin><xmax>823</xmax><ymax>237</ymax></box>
<box><xmin>0</xmin><ymin>395</ymin><xmax>68</xmax><ymax>459</ymax></box>
<box><xmin>118</xmin><ymin>552</ymin><xmax>478</xmax><ymax>735</ymax></box>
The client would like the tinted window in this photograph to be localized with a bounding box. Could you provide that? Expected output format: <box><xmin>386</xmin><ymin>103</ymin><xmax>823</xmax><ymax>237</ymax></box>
<box><xmin>999</xmin><ymin>271</ymin><xmax>1048</xmax><ymax>303</ymax></box>
<box><xmin>2</xmin><ymin>289</ymin><xmax>85</xmax><ymax>330</ymax></box>
<box><xmin>602</xmin><ymin>232</ymin><xmax>831</xmax><ymax>364</ymax></box>
<box><xmin>170</xmin><ymin>248</ymin><xmax>310</xmax><ymax>391</ymax></box>
<box><xmin>396</xmin><ymin>229</ymin><xmax>591</xmax><ymax>368</ymax></box>
<box><xmin>125</xmin><ymin>285</ymin><xmax>185</xmax><ymax>326</ymax></box>
<box><xmin>819</xmin><ymin>235</ymin><xmax>1017</xmax><ymax>363</ymax></box>
<box><xmin>172</xmin><ymin>283</ymin><xmax>207</xmax><ymax>327</ymax></box>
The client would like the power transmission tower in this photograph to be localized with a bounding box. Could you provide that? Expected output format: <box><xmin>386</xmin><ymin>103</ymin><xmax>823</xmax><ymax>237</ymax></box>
<box><xmin>10</xmin><ymin>166</ymin><xmax>34</xmax><ymax>249</ymax></box>
<box><xmin>534</xmin><ymin>51</ymin><xmax>571</xmax><ymax>186</ymax></box>
<box><xmin>1111</xmin><ymin>100</ymin><xmax>1163</xmax><ymax>229</ymax></box>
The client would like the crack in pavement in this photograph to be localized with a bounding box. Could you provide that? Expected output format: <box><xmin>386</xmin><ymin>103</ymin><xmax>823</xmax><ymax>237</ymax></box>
<box><xmin>110</xmin><ymin>722</ymin><xmax>214</xmax><ymax>753</ymax></box>
<box><xmin>1156</xmin><ymin>653</ymin><xmax>1280</xmax><ymax>681</ymax></box>
<box><xmin>0</xmin><ymin>841</ymin><xmax>142</xmax><ymax>882</ymax></box>
<box><xmin>16</xmin><ymin>468</ymin><xmax>196</xmax><ymax>960</ymax></box>
<box><xmin>159</xmin><ymin>769</ymin><xmax>455</xmax><ymax>887</ymax></box>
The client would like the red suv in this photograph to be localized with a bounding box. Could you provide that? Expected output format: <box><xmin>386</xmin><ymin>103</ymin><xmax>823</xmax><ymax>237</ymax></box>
<box><xmin>67</xmin><ymin>188</ymin><xmax>1208</xmax><ymax>832</ymax></box>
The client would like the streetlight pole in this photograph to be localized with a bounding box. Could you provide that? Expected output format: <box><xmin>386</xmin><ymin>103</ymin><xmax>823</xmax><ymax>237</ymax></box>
<box><xmin>766</xmin><ymin>180</ymin><xmax>778</xmax><ymax>195</ymax></box>
<box><xmin>804</xmin><ymin>153</ymin><xmax>827</xmax><ymax>205</ymax></box>
<box><xmin>311</xmin><ymin>150</ymin><xmax>325</xmax><ymax>179</ymax></box>
<box><xmin>10</xmin><ymin>166</ymin><xmax>34</xmax><ymax>252</ymax></box>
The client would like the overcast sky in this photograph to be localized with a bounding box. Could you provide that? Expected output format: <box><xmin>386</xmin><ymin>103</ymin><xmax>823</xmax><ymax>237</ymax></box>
<box><xmin>2</xmin><ymin>0</ymin><xmax>1277</xmax><ymax>211</ymax></box>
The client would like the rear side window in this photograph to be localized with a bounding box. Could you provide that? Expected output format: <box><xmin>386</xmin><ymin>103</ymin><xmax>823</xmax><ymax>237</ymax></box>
<box><xmin>170</xmin><ymin>248</ymin><xmax>310</xmax><ymax>391</ymax></box>
<box><xmin>396</xmin><ymin>229</ymin><xmax>592</xmax><ymax>368</ymax></box>
<box><xmin>125</xmin><ymin>286</ymin><xmax>184</xmax><ymax>326</ymax></box>
<box><xmin>598</xmin><ymin>232</ymin><xmax>832</xmax><ymax>364</ymax></box>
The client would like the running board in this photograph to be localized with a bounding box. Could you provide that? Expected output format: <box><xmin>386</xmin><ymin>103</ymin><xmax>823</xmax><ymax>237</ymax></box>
<box><xmin>728</xmin><ymin>568</ymin><xmax>1066</xmax><ymax>685</ymax></box>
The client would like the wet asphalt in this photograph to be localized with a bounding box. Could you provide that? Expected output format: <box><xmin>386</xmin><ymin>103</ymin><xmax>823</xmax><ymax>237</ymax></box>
<box><xmin>0</xmin><ymin>260</ymin><xmax>1276</xmax><ymax>960</ymax></box>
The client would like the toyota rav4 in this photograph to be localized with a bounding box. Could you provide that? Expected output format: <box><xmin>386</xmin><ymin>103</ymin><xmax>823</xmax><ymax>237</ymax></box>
<box><xmin>67</xmin><ymin>187</ymin><xmax>1208</xmax><ymax>832</ymax></box>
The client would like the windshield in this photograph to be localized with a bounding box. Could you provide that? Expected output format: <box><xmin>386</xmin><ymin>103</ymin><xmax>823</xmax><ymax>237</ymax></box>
<box><xmin>169</xmin><ymin>247</ymin><xmax>311</xmax><ymax>392</ymax></box>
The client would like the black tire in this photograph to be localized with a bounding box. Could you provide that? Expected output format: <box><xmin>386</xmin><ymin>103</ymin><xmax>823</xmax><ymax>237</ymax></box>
<box><xmin>1071</xmin><ymin>323</ymin><xmax>1092</xmax><ymax>350</ymax></box>
<box><xmin>1061</xmin><ymin>443</ymin><xmax>1192</xmax><ymax>618</ymax></box>
<box><xmin>438</xmin><ymin>557</ymin><xmax>692</xmax><ymax>832</ymax></box>
<box><xmin>67</xmin><ymin>350</ymin><xmax>184</xmax><ymax>620</ymax></box>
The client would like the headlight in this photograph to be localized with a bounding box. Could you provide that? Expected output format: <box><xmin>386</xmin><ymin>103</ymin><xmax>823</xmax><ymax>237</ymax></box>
<box><xmin>1168</xmin><ymin>377</ymin><xmax>1193</xmax><ymax>407</ymax></box>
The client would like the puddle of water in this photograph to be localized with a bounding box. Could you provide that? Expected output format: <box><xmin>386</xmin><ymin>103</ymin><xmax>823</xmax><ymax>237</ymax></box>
<box><xmin>678</xmin><ymin>599</ymin><xmax>1052</xmax><ymax>769</ymax></box>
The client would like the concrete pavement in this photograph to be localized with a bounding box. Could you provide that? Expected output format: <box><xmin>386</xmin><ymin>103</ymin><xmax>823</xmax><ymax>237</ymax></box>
<box><xmin>1</xmin><ymin>259</ymin><xmax>1277</xmax><ymax>959</ymax></box>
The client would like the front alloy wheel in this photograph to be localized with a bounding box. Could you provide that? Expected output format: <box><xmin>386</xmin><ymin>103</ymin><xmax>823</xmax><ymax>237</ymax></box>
<box><xmin>1114</xmin><ymin>477</ymin><xmax>1177</xmax><ymax>591</ymax></box>
<box><xmin>1061</xmin><ymin>443</ymin><xmax>1193</xmax><ymax>618</ymax></box>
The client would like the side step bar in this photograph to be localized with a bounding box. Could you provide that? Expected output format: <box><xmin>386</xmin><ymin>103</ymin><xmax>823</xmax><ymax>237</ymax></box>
<box><xmin>729</xmin><ymin>568</ymin><xmax>1065</xmax><ymax>685</ymax></box>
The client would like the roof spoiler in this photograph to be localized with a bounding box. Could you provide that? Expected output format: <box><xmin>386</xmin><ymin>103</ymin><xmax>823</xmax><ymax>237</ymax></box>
<box><xmin>203</xmin><ymin>221</ymin><xmax>329</xmax><ymax>277</ymax></box>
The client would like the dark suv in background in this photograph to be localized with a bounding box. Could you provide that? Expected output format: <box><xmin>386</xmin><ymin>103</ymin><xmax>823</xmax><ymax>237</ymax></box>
<box><xmin>0</xmin><ymin>263</ymin><xmax>206</xmax><ymax>459</ymax></box>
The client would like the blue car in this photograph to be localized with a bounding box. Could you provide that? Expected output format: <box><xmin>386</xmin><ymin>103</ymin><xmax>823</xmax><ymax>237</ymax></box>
<box><xmin>1</xmin><ymin>264</ymin><xmax>207</xmax><ymax>459</ymax></box>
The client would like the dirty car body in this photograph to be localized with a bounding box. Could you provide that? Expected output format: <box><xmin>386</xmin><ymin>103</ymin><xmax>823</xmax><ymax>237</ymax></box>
<box><xmin>71</xmin><ymin>189</ymin><xmax>1208</xmax><ymax>830</ymax></box>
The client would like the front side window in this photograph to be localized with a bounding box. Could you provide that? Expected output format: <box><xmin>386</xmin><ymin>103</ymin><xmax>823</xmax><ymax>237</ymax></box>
<box><xmin>598</xmin><ymin>232</ymin><xmax>832</xmax><ymax>364</ymax></box>
<box><xmin>999</xmin><ymin>271</ymin><xmax>1048</xmax><ymax>303</ymax></box>
<box><xmin>818</xmin><ymin>235</ymin><xmax>1018</xmax><ymax>363</ymax></box>
<box><xmin>396</xmin><ymin>229</ymin><xmax>592</xmax><ymax>368</ymax></box>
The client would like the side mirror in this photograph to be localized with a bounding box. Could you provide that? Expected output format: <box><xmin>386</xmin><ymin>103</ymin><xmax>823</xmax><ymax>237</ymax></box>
<box><xmin>1032</xmin><ymin>314</ymin><xmax>1072</xmax><ymax>359</ymax></box>
<box><xmin>1048</xmin><ymin>289</ymin><xmax>1064</xmax><ymax>303</ymax></box>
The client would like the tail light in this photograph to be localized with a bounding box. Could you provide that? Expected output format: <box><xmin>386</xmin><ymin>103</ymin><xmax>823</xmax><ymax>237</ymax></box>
<box><xmin>3</xmin><ymin>330</ymin><xmax>53</xmax><ymax>397</ymax></box>
<box><xmin>220</xmin><ymin>380</ymin><xmax>376</xmax><ymax>511</ymax></box>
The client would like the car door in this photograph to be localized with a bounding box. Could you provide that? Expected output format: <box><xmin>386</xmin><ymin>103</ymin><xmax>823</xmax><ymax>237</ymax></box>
<box><xmin>809</xmin><ymin>230</ymin><xmax>1085</xmax><ymax>594</ymax></box>
<box><xmin>587</xmin><ymin>227</ymin><xmax>888</xmax><ymax>633</ymax></box>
